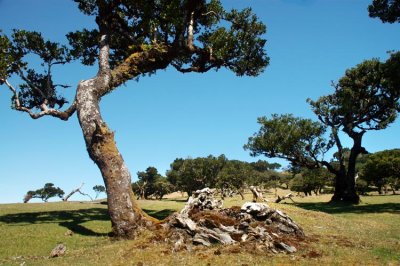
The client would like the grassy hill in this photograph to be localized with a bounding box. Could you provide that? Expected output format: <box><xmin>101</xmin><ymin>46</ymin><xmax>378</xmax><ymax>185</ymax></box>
<box><xmin>0</xmin><ymin>192</ymin><xmax>399</xmax><ymax>265</ymax></box>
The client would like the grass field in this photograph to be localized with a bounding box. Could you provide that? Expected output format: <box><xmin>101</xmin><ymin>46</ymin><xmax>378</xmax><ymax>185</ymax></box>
<box><xmin>0</xmin><ymin>192</ymin><xmax>399</xmax><ymax>266</ymax></box>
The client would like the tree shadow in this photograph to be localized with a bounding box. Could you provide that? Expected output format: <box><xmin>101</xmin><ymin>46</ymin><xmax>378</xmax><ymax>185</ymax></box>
<box><xmin>0</xmin><ymin>208</ymin><xmax>110</xmax><ymax>236</ymax></box>
<box><xmin>293</xmin><ymin>202</ymin><xmax>400</xmax><ymax>214</ymax></box>
<box><xmin>142</xmin><ymin>209</ymin><xmax>176</xmax><ymax>220</ymax></box>
<box><xmin>162</xmin><ymin>198</ymin><xmax>188</xmax><ymax>203</ymax></box>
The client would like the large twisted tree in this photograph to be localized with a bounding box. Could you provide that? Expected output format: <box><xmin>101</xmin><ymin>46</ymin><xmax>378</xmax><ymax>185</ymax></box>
<box><xmin>0</xmin><ymin>0</ymin><xmax>268</xmax><ymax>237</ymax></box>
<box><xmin>246</xmin><ymin>53</ymin><xmax>400</xmax><ymax>203</ymax></box>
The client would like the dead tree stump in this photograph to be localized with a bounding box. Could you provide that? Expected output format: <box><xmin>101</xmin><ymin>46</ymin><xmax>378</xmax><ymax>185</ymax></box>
<box><xmin>164</xmin><ymin>188</ymin><xmax>304</xmax><ymax>253</ymax></box>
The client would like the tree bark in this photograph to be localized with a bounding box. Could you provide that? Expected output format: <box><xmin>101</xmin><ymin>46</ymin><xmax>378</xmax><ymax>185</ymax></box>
<box><xmin>331</xmin><ymin>168</ymin><xmax>360</xmax><ymax>204</ymax></box>
<box><xmin>76</xmin><ymin>78</ymin><xmax>157</xmax><ymax>237</ymax></box>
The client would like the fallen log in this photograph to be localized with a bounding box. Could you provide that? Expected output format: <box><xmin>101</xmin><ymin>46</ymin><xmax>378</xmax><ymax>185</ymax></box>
<box><xmin>275</xmin><ymin>193</ymin><xmax>295</xmax><ymax>203</ymax></box>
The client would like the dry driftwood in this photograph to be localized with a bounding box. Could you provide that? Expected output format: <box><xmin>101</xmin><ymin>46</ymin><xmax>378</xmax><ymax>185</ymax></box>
<box><xmin>63</xmin><ymin>183</ymin><xmax>93</xmax><ymax>201</ymax></box>
<box><xmin>164</xmin><ymin>188</ymin><xmax>304</xmax><ymax>253</ymax></box>
<box><xmin>275</xmin><ymin>193</ymin><xmax>295</xmax><ymax>203</ymax></box>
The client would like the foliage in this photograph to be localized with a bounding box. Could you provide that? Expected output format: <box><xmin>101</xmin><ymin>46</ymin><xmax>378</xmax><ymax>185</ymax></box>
<box><xmin>132</xmin><ymin>167</ymin><xmax>173</xmax><ymax>199</ymax></box>
<box><xmin>92</xmin><ymin>185</ymin><xmax>106</xmax><ymax>199</ymax></box>
<box><xmin>369</xmin><ymin>0</ymin><xmax>400</xmax><ymax>23</ymax></box>
<box><xmin>360</xmin><ymin>149</ymin><xmax>400</xmax><ymax>194</ymax></box>
<box><xmin>245</xmin><ymin>114</ymin><xmax>330</xmax><ymax>169</ymax></box>
<box><xmin>217</xmin><ymin>160</ymin><xmax>250</xmax><ymax>197</ymax></box>
<box><xmin>289</xmin><ymin>168</ymin><xmax>333</xmax><ymax>196</ymax></box>
<box><xmin>24</xmin><ymin>183</ymin><xmax>64</xmax><ymax>202</ymax></box>
<box><xmin>246</xmin><ymin>53</ymin><xmax>400</xmax><ymax>203</ymax></box>
<box><xmin>166</xmin><ymin>155</ymin><xmax>227</xmax><ymax>196</ymax></box>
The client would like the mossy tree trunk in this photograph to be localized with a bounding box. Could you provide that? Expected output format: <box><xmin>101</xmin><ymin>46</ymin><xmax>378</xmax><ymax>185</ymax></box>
<box><xmin>74</xmin><ymin>35</ymin><xmax>159</xmax><ymax>237</ymax></box>
<box><xmin>76</xmin><ymin>77</ymin><xmax>157</xmax><ymax>237</ymax></box>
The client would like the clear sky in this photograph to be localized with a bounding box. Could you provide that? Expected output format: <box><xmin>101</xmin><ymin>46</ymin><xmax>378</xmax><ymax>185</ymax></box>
<box><xmin>0</xmin><ymin>0</ymin><xmax>399</xmax><ymax>203</ymax></box>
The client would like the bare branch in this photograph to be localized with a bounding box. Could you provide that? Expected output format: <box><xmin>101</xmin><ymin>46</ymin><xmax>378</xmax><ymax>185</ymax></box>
<box><xmin>187</xmin><ymin>11</ymin><xmax>195</xmax><ymax>50</ymax></box>
<box><xmin>1</xmin><ymin>78</ymin><xmax>76</xmax><ymax>121</ymax></box>
<box><xmin>202</xmin><ymin>11</ymin><xmax>219</xmax><ymax>17</ymax></box>
<box><xmin>63</xmin><ymin>183</ymin><xmax>93</xmax><ymax>201</ymax></box>
<box><xmin>98</xmin><ymin>34</ymin><xmax>110</xmax><ymax>75</ymax></box>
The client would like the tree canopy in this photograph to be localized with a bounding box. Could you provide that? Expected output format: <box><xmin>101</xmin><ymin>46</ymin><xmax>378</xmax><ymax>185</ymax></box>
<box><xmin>0</xmin><ymin>0</ymin><xmax>269</xmax><ymax>237</ymax></box>
<box><xmin>23</xmin><ymin>183</ymin><xmax>65</xmax><ymax>203</ymax></box>
<box><xmin>369</xmin><ymin>0</ymin><xmax>400</xmax><ymax>23</ymax></box>
<box><xmin>360</xmin><ymin>149</ymin><xmax>400</xmax><ymax>194</ymax></box>
<box><xmin>245</xmin><ymin>52</ymin><xmax>400</xmax><ymax>203</ymax></box>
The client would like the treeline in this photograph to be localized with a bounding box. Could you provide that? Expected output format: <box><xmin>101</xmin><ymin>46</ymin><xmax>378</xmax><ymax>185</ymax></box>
<box><xmin>133</xmin><ymin>155</ymin><xmax>287</xmax><ymax>200</ymax></box>
<box><xmin>24</xmin><ymin>149</ymin><xmax>399</xmax><ymax>203</ymax></box>
<box><xmin>23</xmin><ymin>184</ymin><xmax>106</xmax><ymax>203</ymax></box>
<box><xmin>132</xmin><ymin>149</ymin><xmax>400</xmax><ymax>200</ymax></box>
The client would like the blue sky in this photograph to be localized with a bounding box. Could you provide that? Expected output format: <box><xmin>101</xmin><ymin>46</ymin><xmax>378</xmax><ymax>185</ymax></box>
<box><xmin>0</xmin><ymin>0</ymin><xmax>399</xmax><ymax>203</ymax></box>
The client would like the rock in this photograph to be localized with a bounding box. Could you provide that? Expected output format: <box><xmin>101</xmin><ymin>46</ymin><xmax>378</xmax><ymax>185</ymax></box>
<box><xmin>241</xmin><ymin>202</ymin><xmax>269</xmax><ymax>214</ymax></box>
<box><xmin>49</xmin><ymin>244</ymin><xmax>66</xmax><ymax>258</ymax></box>
<box><xmin>275</xmin><ymin>242</ymin><xmax>297</xmax><ymax>253</ymax></box>
<box><xmin>64</xmin><ymin>230</ymin><xmax>74</xmax><ymax>236</ymax></box>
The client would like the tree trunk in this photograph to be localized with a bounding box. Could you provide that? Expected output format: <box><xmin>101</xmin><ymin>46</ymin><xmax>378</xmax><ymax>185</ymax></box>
<box><xmin>76</xmin><ymin>79</ymin><xmax>157</xmax><ymax>237</ymax></box>
<box><xmin>238</xmin><ymin>190</ymin><xmax>245</xmax><ymax>200</ymax></box>
<box><xmin>331</xmin><ymin>172</ymin><xmax>360</xmax><ymax>204</ymax></box>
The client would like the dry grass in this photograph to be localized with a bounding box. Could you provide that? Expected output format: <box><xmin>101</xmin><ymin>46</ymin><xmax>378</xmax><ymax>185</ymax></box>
<box><xmin>0</xmin><ymin>192</ymin><xmax>399</xmax><ymax>265</ymax></box>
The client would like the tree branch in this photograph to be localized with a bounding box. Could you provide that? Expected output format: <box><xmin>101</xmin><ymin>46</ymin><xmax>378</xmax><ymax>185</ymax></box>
<box><xmin>1</xmin><ymin>78</ymin><xmax>76</xmax><ymax>121</ymax></box>
<box><xmin>109</xmin><ymin>44</ymin><xmax>172</xmax><ymax>93</ymax></box>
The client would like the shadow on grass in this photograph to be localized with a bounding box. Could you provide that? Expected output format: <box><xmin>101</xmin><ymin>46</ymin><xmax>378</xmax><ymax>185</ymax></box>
<box><xmin>162</xmin><ymin>198</ymin><xmax>188</xmax><ymax>203</ymax></box>
<box><xmin>142</xmin><ymin>209</ymin><xmax>176</xmax><ymax>220</ymax></box>
<box><xmin>0</xmin><ymin>207</ymin><xmax>178</xmax><ymax>235</ymax></box>
<box><xmin>0</xmin><ymin>208</ymin><xmax>110</xmax><ymax>236</ymax></box>
<box><xmin>293</xmin><ymin>202</ymin><xmax>400</xmax><ymax>214</ymax></box>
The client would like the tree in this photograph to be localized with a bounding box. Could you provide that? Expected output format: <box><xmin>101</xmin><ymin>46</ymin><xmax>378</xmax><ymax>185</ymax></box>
<box><xmin>133</xmin><ymin>167</ymin><xmax>173</xmax><ymax>199</ymax></box>
<box><xmin>151</xmin><ymin>178</ymin><xmax>174</xmax><ymax>200</ymax></box>
<box><xmin>23</xmin><ymin>183</ymin><xmax>65</xmax><ymax>203</ymax></box>
<box><xmin>217</xmin><ymin>160</ymin><xmax>250</xmax><ymax>199</ymax></box>
<box><xmin>1</xmin><ymin>1</ymin><xmax>268</xmax><ymax>237</ymax></box>
<box><xmin>360</xmin><ymin>149</ymin><xmax>400</xmax><ymax>194</ymax></box>
<box><xmin>167</xmin><ymin>155</ymin><xmax>226</xmax><ymax>197</ymax></box>
<box><xmin>93</xmin><ymin>185</ymin><xmax>106</xmax><ymax>199</ymax></box>
<box><xmin>289</xmin><ymin>167</ymin><xmax>333</xmax><ymax>196</ymax></box>
<box><xmin>369</xmin><ymin>0</ymin><xmax>400</xmax><ymax>23</ymax></box>
<box><xmin>245</xmin><ymin>53</ymin><xmax>400</xmax><ymax>203</ymax></box>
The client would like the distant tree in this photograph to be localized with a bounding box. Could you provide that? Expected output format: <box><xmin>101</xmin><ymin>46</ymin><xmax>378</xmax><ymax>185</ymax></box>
<box><xmin>23</xmin><ymin>183</ymin><xmax>64</xmax><ymax>203</ymax></box>
<box><xmin>167</xmin><ymin>155</ymin><xmax>226</xmax><ymax>196</ymax></box>
<box><xmin>278</xmin><ymin>171</ymin><xmax>293</xmax><ymax>189</ymax></box>
<box><xmin>289</xmin><ymin>174</ymin><xmax>310</xmax><ymax>196</ymax></box>
<box><xmin>250</xmin><ymin>160</ymin><xmax>281</xmax><ymax>172</ymax></box>
<box><xmin>132</xmin><ymin>167</ymin><xmax>174</xmax><ymax>200</ymax></box>
<box><xmin>151</xmin><ymin>178</ymin><xmax>174</xmax><ymax>200</ymax></box>
<box><xmin>368</xmin><ymin>0</ymin><xmax>400</xmax><ymax>23</ymax></box>
<box><xmin>360</xmin><ymin>149</ymin><xmax>400</xmax><ymax>194</ymax></box>
<box><xmin>217</xmin><ymin>160</ymin><xmax>251</xmax><ymax>199</ymax></box>
<box><xmin>133</xmin><ymin>167</ymin><xmax>162</xmax><ymax>199</ymax></box>
<box><xmin>93</xmin><ymin>185</ymin><xmax>106</xmax><ymax>199</ymax></box>
<box><xmin>1</xmin><ymin>1</ymin><xmax>268</xmax><ymax>237</ymax></box>
<box><xmin>355</xmin><ymin>178</ymin><xmax>370</xmax><ymax>196</ymax></box>
<box><xmin>246</xmin><ymin>53</ymin><xmax>400</xmax><ymax>203</ymax></box>
<box><xmin>288</xmin><ymin>168</ymin><xmax>331</xmax><ymax>196</ymax></box>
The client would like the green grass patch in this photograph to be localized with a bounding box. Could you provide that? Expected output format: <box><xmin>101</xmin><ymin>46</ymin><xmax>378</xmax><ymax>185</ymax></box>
<box><xmin>0</xmin><ymin>194</ymin><xmax>399</xmax><ymax>265</ymax></box>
